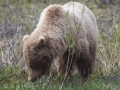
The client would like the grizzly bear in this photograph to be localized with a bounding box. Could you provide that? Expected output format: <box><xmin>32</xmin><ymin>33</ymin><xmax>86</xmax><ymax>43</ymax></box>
<box><xmin>23</xmin><ymin>2</ymin><xmax>98</xmax><ymax>81</ymax></box>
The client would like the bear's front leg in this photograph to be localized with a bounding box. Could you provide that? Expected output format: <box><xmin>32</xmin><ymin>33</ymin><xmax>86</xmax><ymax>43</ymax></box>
<box><xmin>57</xmin><ymin>50</ymin><xmax>75</xmax><ymax>76</ymax></box>
<box><xmin>76</xmin><ymin>50</ymin><xmax>94</xmax><ymax>79</ymax></box>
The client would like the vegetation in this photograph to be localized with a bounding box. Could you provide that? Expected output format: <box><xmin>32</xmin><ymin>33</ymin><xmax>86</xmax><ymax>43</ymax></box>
<box><xmin>0</xmin><ymin>0</ymin><xmax>120</xmax><ymax>89</ymax></box>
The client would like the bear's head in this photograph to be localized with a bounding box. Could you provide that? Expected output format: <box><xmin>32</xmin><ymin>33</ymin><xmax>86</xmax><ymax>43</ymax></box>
<box><xmin>23</xmin><ymin>35</ymin><xmax>54</xmax><ymax>82</ymax></box>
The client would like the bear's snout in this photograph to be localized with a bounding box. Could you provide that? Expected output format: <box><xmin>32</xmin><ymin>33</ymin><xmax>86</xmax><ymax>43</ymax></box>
<box><xmin>28</xmin><ymin>74</ymin><xmax>41</xmax><ymax>82</ymax></box>
<box><xmin>28</xmin><ymin>68</ymin><xmax>41</xmax><ymax>82</ymax></box>
<box><xmin>28</xmin><ymin>76</ymin><xmax>38</xmax><ymax>82</ymax></box>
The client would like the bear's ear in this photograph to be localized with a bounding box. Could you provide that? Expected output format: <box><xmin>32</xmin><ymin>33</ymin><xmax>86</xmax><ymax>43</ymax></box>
<box><xmin>23</xmin><ymin>35</ymin><xmax>29</xmax><ymax>42</ymax></box>
<box><xmin>38</xmin><ymin>36</ymin><xmax>46</xmax><ymax>44</ymax></box>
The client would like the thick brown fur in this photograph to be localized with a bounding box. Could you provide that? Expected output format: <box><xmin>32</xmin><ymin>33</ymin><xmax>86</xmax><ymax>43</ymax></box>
<box><xmin>23</xmin><ymin>2</ymin><xmax>98</xmax><ymax>81</ymax></box>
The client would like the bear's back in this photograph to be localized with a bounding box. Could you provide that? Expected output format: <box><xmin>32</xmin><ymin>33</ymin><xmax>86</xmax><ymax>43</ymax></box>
<box><xmin>63</xmin><ymin>2</ymin><xmax>98</xmax><ymax>44</ymax></box>
<box><xmin>62</xmin><ymin>2</ymin><xmax>95</xmax><ymax>22</ymax></box>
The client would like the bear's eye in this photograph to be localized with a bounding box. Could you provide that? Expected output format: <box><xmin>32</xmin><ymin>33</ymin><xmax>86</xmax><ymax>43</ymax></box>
<box><xmin>30</xmin><ymin>64</ymin><xmax>36</xmax><ymax>69</ymax></box>
<box><xmin>30</xmin><ymin>62</ymin><xmax>41</xmax><ymax>69</ymax></box>
<box><xmin>43</xmin><ymin>56</ymin><xmax>48</xmax><ymax>60</ymax></box>
<box><xmin>34</xmin><ymin>48</ymin><xmax>39</xmax><ymax>52</ymax></box>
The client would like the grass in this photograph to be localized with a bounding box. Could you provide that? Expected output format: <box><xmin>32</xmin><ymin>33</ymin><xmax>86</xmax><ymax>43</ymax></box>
<box><xmin>0</xmin><ymin>66</ymin><xmax>120</xmax><ymax>90</ymax></box>
<box><xmin>0</xmin><ymin>0</ymin><xmax>120</xmax><ymax>90</ymax></box>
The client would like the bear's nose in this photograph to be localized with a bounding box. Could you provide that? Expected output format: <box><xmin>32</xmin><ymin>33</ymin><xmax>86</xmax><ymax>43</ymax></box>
<box><xmin>28</xmin><ymin>76</ymin><xmax>37</xmax><ymax>82</ymax></box>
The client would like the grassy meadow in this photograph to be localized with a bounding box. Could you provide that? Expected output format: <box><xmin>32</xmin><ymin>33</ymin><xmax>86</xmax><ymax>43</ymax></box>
<box><xmin>0</xmin><ymin>0</ymin><xmax>120</xmax><ymax>90</ymax></box>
